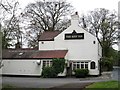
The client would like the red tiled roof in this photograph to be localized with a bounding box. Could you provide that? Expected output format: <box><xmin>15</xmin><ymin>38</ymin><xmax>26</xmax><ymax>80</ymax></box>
<box><xmin>2</xmin><ymin>50</ymin><xmax>68</xmax><ymax>59</ymax></box>
<box><xmin>33</xmin><ymin>50</ymin><xmax>68</xmax><ymax>59</ymax></box>
<box><xmin>39</xmin><ymin>31</ymin><xmax>62</xmax><ymax>41</ymax></box>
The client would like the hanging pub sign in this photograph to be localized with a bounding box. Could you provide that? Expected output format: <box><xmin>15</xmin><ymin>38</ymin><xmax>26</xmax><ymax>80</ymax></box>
<box><xmin>65</xmin><ymin>30</ymin><xmax>84</xmax><ymax>40</ymax></box>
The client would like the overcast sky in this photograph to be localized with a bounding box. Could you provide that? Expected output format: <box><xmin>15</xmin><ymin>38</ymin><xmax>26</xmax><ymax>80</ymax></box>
<box><xmin>19</xmin><ymin>0</ymin><xmax>120</xmax><ymax>13</ymax></box>
<box><xmin>18</xmin><ymin>0</ymin><xmax>119</xmax><ymax>50</ymax></box>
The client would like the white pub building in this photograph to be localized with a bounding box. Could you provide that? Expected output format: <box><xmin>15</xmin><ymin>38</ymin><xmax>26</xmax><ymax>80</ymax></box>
<box><xmin>2</xmin><ymin>12</ymin><xmax>102</xmax><ymax>76</ymax></box>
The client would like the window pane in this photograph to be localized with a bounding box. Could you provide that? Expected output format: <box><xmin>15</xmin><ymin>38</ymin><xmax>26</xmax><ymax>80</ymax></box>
<box><xmin>43</xmin><ymin>61</ymin><xmax>46</xmax><ymax>67</ymax></box>
<box><xmin>77</xmin><ymin>62</ymin><xmax>79</xmax><ymax>63</ymax></box>
<box><xmin>50</xmin><ymin>61</ymin><xmax>52</xmax><ymax>66</ymax></box>
<box><xmin>77</xmin><ymin>64</ymin><xmax>80</xmax><ymax>69</ymax></box>
<box><xmin>91</xmin><ymin>61</ymin><xmax>95</xmax><ymax>69</ymax></box>
<box><xmin>81</xmin><ymin>64</ymin><xmax>84</xmax><ymax>69</ymax></box>
<box><xmin>85</xmin><ymin>64</ymin><xmax>88</xmax><ymax>69</ymax></box>
<box><xmin>73</xmin><ymin>64</ymin><xmax>76</xmax><ymax>70</ymax></box>
<box><xmin>46</xmin><ymin>62</ymin><xmax>49</xmax><ymax>66</ymax></box>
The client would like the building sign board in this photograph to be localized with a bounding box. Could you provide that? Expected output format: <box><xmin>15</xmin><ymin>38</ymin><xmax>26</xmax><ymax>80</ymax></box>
<box><xmin>65</xmin><ymin>30</ymin><xmax>84</xmax><ymax>40</ymax></box>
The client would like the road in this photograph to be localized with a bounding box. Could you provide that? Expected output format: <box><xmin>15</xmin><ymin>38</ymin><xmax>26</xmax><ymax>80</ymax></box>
<box><xmin>1</xmin><ymin>77</ymin><xmax>111</xmax><ymax>88</ymax></box>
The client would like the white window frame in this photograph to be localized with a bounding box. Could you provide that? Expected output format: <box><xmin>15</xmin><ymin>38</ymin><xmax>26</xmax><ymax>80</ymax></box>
<box><xmin>72</xmin><ymin>61</ymin><xmax>88</xmax><ymax>70</ymax></box>
<box><xmin>43</xmin><ymin>60</ymin><xmax>52</xmax><ymax>67</ymax></box>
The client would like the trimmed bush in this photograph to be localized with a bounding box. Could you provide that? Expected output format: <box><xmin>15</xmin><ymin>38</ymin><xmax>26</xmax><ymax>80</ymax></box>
<box><xmin>42</xmin><ymin>67</ymin><xmax>57</xmax><ymax>78</ymax></box>
<box><xmin>74</xmin><ymin>69</ymin><xmax>89</xmax><ymax>78</ymax></box>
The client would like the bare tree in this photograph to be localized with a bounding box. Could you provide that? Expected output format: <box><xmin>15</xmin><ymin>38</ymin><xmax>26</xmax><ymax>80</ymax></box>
<box><xmin>0</xmin><ymin>0</ymin><xmax>23</xmax><ymax>49</ymax></box>
<box><xmin>80</xmin><ymin>8</ymin><xmax>118</xmax><ymax>57</ymax></box>
<box><xmin>23</xmin><ymin>0</ymin><xmax>73</xmax><ymax>48</ymax></box>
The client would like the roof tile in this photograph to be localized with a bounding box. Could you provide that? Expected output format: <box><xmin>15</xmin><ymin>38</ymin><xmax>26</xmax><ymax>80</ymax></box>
<box><xmin>2</xmin><ymin>50</ymin><xmax>68</xmax><ymax>59</ymax></box>
<box><xmin>39</xmin><ymin>31</ymin><xmax>62</xmax><ymax>41</ymax></box>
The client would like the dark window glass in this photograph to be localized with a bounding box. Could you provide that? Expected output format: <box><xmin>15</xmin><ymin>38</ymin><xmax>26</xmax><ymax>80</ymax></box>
<box><xmin>43</xmin><ymin>61</ymin><xmax>46</xmax><ymax>68</ymax></box>
<box><xmin>73</xmin><ymin>64</ymin><xmax>76</xmax><ymax>70</ymax></box>
<box><xmin>81</xmin><ymin>64</ymin><xmax>84</xmax><ymax>69</ymax></box>
<box><xmin>85</xmin><ymin>64</ymin><xmax>88</xmax><ymax>69</ymax></box>
<box><xmin>77</xmin><ymin>64</ymin><xmax>80</xmax><ymax>69</ymax></box>
<box><xmin>91</xmin><ymin>61</ymin><xmax>96</xmax><ymax>69</ymax></box>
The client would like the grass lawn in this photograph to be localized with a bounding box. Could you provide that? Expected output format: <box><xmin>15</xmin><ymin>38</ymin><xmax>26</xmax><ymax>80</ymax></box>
<box><xmin>85</xmin><ymin>80</ymin><xmax>120</xmax><ymax>90</ymax></box>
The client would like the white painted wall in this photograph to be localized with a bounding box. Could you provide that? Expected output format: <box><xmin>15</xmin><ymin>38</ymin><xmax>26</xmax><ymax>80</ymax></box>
<box><xmin>2</xmin><ymin>60</ymin><xmax>43</xmax><ymax>76</ymax></box>
<box><xmin>39</xmin><ymin>41</ymin><xmax>54</xmax><ymax>50</ymax></box>
<box><xmin>54</xmin><ymin>25</ymin><xmax>99</xmax><ymax>61</ymax></box>
<box><xmin>2</xmin><ymin>59</ymin><xmax>67</xmax><ymax>76</ymax></box>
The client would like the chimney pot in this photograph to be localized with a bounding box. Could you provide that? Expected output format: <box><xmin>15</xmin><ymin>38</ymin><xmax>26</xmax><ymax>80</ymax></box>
<box><xmin>75</xmin><ymin>12</ymin><xmax>78</xmax><ymax>15</ymax></box>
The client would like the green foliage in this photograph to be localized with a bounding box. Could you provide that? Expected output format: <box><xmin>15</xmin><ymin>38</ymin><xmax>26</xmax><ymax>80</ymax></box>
<box><xmin>52</xmin><ymin>58</ymin><xmax>65</xmax><ymax>74</ymax></box>
<box><xmin>110</xmin><ymin>49</ymin><xmax>119</xmax><ymax>66</ymax></box>
<box><xmin>101</xmin><ymin>57</ymin><xmax>113</xmax><ymax>71</ymax></box>
<box><xmin>42</xmin><ymin>58</ymin><xmax>65</xmax><ymax>78</ymax></box>
<box><xmin>74</xmin><ymin>69</ymin><xmax>89</xmax><ymax>78</ymax></box>
<box><xmin>118</xmin><ymin>51</ymin><xmax>120</xmax><ymax>66</ymax></box>
<box><xmin>102</xmin><ymin>41</ymin><xmax>111</xmax><ymax>57</ymax></box>
<box><xmin>42</xmin><ymin>67</ymin><xmax>57</xmax><ymax>78</ymax></box>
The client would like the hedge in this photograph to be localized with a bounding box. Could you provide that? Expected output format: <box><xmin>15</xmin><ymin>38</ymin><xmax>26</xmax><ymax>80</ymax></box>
<box><xmin>74</xmin><ymin>69</ymin><xmax>89</xmax><ymax>78</ymax></box>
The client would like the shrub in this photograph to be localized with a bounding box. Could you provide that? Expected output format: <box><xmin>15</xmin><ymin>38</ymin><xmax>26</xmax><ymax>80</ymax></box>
<box><xmin>42</xmin><ymin>67</ymin><xmax>57</xmax><ymax>78</ymax></box>
<box><xmin>74</xmin><ymin>69</ymin><xmax>89</xmax><ymax>78</ymax></box>
<box><xmin>52</xmin><ymin>58</ymin><xmax>65</xmax><ymax>74</ymax></box>
<box><xmin>101</xmin><ymin>57</ymin><xmax>113</xmax><ymax>71</ymax></box>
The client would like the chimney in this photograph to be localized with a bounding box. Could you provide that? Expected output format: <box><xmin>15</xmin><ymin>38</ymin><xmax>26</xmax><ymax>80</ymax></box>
<box><xmin>71</xmin><ymin>12</ymin><xmax>79</xmax><ymax>26</ymax></box>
